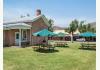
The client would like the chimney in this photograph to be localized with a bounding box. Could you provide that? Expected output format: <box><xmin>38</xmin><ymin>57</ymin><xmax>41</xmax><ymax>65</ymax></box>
<box><xmin>36</xmin><ymin>9</ymin><xmax>41</xmax><ymax>16</ymax></box>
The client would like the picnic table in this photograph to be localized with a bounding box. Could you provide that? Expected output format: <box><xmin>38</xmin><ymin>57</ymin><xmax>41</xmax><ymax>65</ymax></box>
<box><xmin>32</xmin><ymin>43</ymin><xmax>55</xmax><ymax>51</ymax></box>
<box><xmin>81</xmin><ymin>43</ymin><xmax>96</xmax><ymax>49</ymax></box>
<box><xmin>50</xmin><ymin>41</ymin><xmax>68</xmax><ymax>47</ymax></box>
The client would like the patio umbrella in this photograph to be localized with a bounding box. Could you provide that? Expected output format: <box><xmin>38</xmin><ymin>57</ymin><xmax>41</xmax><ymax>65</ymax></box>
<box><xmin>79</xmin><ymin>32</ymin><xmax>96</xmax><ymax>44</ymax></box>
<box><xmin>33</xmin><ymin>29</ymin><xmax>56</xmax><ymax>45</ymax></box>
<box><xmin>54</xmin><ymin>32</ymin><xmax>66</xmax><ymax>41</ymax></box>
<box><xmin>33</xmin><ymin>29</ymin><xmax>56</xmax><ymax>37</ymax></box>
<box><xmin>79</xmin><ymin>32</ymin><xmax>96</xmax><ymax>37</ymax></box>
<box><xmin>57</xmin><ymin>32</ymin><xmax>66</xmax><ymax>37</ymax></box>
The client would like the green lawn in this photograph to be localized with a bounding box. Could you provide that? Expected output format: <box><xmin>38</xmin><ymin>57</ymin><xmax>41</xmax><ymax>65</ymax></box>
<box><xmin>4</xmin><ymin>42</ymin><xmax>96</xmax><ymax>70</ymax></box>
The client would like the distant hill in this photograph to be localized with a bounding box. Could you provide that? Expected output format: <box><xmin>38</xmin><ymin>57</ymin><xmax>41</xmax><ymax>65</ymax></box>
<box><xmin>89</xmin><ymin>22</ymin><xmax>96</xmax><ymax>28</ymax></box>
<box><xmin>53</xmin><ymin>22</ymin><xmax>96</xmax><ymax>30</ymax></box>
<box><xmin>53</xmin><ymin>26</ymin><xmax>66</xmax><ymax>30</ymax></box>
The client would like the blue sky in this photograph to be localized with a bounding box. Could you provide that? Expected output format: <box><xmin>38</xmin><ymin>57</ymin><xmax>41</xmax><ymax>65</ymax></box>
<box><xmin>4</xmin><ymin>0</ymin><xmax>96</xmax><ymax>27</ymax></box>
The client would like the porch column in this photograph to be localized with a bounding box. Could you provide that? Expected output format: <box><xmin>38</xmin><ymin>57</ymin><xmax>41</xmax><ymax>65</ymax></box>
<box><xmin>19</xmin><ymin>29</ymin><xmax>21</xmax><ymax>47</ymax></box>
<box><xmin>30</xmin><ymin>29</ymin><xmax>31</xmax><ymax>45</ymax></box>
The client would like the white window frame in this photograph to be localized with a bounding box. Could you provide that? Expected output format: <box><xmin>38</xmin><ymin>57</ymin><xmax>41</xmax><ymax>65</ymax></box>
<box><xmin>22</xmin><ymin>29</ymin><xmax>27</xmax><ymax>41</ymax></box>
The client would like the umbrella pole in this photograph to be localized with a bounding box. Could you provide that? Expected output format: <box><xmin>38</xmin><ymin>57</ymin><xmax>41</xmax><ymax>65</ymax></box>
<box><xmin>45</xmin><ymin>37</ymin><xmax>48</xmax><ymax>46</ymax></box>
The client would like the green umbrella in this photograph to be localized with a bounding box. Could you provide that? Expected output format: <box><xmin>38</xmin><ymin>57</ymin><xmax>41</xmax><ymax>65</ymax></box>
<box><xmin>80</xmin><ymin>32</ymin><xmax>96</xmax><ymax>37</ymax></box>
<box><xmin>33</xmin><ymin>29</ymin><xmax>56</xmax><ymax>45</ymax></box>
<box><xmin>57</xmin><ymin>32</ymin><xmax>66</xmax><ymax>37</ymax></box>
<box><xmin>33</xmin><ymin>29</ymin><xmax>56</xmax><ymax>37</ymax></box>
<box><xmin>79</xmin><ymin>32</ymin><xmax>96</xmax><ymax>45</ymax></box>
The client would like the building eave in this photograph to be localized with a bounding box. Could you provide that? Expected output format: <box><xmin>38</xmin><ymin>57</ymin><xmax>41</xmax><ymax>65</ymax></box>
<box><xmin>3</xmin><ymin>14</ymin><xmax>50</xmax><ymax>27</ymax></box>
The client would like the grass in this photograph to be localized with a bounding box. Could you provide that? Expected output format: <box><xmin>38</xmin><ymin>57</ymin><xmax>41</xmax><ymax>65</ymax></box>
<box><xmin>4</xmin><ymin>42</ymin><xmax>96</xmax><ymax>70</ymax></box>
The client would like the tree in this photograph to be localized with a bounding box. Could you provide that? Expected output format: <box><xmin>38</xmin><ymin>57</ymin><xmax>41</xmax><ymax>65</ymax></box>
<box><xmin>87</xmin><ymin>24</ymin><xmax>91</xmax><ymax>31</ymax></box>
<box><xmin>69</xmin><ymin>19</ymin><xmax>78</xmax><ymax>43</ymax></box>
<box><xmin>91</xmin><ymin>28</ymin><xmax>96</xmax><ymax>33</ymax></box>
<box><xmin>78</xmin><ymin>21</ymin><xmax>94</xmax><ymax>33</ymax></box>
<box><xmin>79</xmin><ymin>21</ymin><xmax>85</xmax><ymax>33</ymax></box>
<box><xmin>66</xmin><ymin>19</ymin><xmax>95</xmax><ymax>42</ymax></box>
<box><xmin>48</xmin><ymin>19</ymin><xmax>54</xmax><ymax>32</ymax></box>
<box><xmin>82</xmin><ymin>25</ymin><xmax>87</xmax><ymax>32</ymax></box>
<box><xmin>74</xmin><ymin>19</ymin><xmax>79</xmax><ymax>28</ymax></box>
<box><xmin>65</xmin><ymin>27</ymin><xmax>70</xmax><ymax>32</ymax></box>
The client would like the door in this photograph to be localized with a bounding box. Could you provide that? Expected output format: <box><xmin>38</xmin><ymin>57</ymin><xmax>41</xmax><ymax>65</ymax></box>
<box><xmin>15</xmin><ymin>32</ymin><xmax>19</xmax><ymax>45</ymax></box>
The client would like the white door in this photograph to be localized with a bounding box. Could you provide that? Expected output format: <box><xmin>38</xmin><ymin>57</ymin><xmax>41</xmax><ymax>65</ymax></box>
<box><xmin>15</xmin><ymin>32</ymin><xmax>19</xmax><ymax>45</ymax></box>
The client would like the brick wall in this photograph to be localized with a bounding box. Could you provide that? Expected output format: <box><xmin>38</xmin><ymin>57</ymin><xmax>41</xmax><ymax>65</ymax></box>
<box><xmin>26</xmin><ymin>18</ymin><xmax>49</xmax><ymax>45</ymax></box>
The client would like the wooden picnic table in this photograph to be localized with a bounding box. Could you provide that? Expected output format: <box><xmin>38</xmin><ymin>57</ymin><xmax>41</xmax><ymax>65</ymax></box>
<box><xmin>32</xmin><ymin>43</ymin><xmax>55</xmax><ymax>51</ymax></box>
<box><xmin>48</xmin><ymin>40</ymin><xmax>68</xmax><ymax>47</ymax></box>
<box><xmin>81</xmin><ymin>43</ymin><xmax>96</xmax><ymax>49</ymax></box>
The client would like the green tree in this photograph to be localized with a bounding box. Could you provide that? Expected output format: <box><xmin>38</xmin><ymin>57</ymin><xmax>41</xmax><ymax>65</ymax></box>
<box><xmin>78</xmin><ymin>21</ymin><xmax>94</xmax><ymax>33</ymax></box>
<box><xmin>91</xmin><ymin>28</ymin><xmax>96</xmax><ymax>33</ymax></box>
<box><xmin>87</xmin><ymin>24</ymin><xmax>91</xmax><ymax>31</ymax></box>
<box><xmin>79</xmin><ymin>21</ymin><xmax>85</xmax><ymax>33</ymax></box>
<box><xmin>69</xmin><ymin>19</ymin><xmax>78</xmax><ymax>43</ymax></box>
<box><xmin>65</xmin><ymin>27</ymin><xmax>70</xmax><ymax>32</ymax></box>
<box><xmin>66</xmin><ymin>19</ymin><xmax>95</xmax><ymax>42</ymax></box>
<box><xmin>82</xmin><ymin>25</ymin><xmax>87</xmax><ymax>32</ymax></box>
<box><xmin>74</xmin><ymin>19</ymin><xmax>79</xmax><ymax>28</ymax></box>
<box><xmin>48</xmin><ymin>19</ymin><xmax>54</xmax><ymax>32</ymax></box>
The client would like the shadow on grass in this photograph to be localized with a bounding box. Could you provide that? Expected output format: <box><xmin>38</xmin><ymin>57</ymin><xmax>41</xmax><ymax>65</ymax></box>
<box><xmin>79</xmin><ymin>48</ymin><xmax>96</xmax><ymax>51</ymax></box>
<box><xmin>34</xmin><ymin>48</ymin><xmax>59</xmax><ymax>53</ymax></box>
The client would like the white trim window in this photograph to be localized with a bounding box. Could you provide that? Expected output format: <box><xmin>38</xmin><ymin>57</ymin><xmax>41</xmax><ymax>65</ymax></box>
<box><xmin>22</xmin><ymin>30</ymin><xmax>27</xmax><ymax>41</ymax></box>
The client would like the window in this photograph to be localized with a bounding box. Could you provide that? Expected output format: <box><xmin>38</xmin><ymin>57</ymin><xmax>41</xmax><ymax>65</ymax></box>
<box><xmin>16</xmin><ymin>33</ymin><xmax>19</xmax><ymax>39</ymax></box>
<box><xmin>22</xmin><ymin>30</ymin><xmax>27</xmax><ymax>41</ymax></box>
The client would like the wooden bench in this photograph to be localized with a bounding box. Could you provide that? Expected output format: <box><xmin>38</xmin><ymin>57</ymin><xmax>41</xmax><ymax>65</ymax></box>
<box><xmin>32</xmin><ymin>46</ymin><xmax>39</xmax><ymax>50</ymax></box>
<box><xmin>55</xmin><ymin>42</ymin><xmax>68</xmax><ymax>47</ymax></box>
<box><xmin>81</xmin><ymin>43</ymin><xmax>96</xmax><ymax>49</ymax></box>
<box><xmin>47</xmin><ymin>44</ymin><xmax>55</xmax><ymax>51</ymax></box>
<box><xmin>32</xmin><ymin>44</ymin><xmax>55</xmax><ymax>51</ymax></box>
<box><xmin>48</xmin><ymin>40</ymin><xmax>68</xmax><ymax>47</ymax></box>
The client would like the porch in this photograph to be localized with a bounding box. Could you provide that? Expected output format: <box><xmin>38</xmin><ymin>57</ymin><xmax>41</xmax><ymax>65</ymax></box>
<box><xmin>3</xmin><ymin>23</ymin><xmax>32</xmax><ymax>47</ymax></box>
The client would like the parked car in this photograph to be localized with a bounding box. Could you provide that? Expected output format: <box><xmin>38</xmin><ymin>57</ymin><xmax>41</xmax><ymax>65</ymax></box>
<box><xmin>76</xmin><ymin>38</ymin><xmax>85</xmax><ymax>42</ymax></box>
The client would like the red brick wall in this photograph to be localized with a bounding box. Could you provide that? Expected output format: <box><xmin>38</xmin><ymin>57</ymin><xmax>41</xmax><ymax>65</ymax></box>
<box><xmin>3</xmin><ymin>30</ymin><xmax>10</xmax><ymax>46</ymax></box>
<box><xmin>10</xmin><ymin>29</ymin><xmax>19</xmax><ymax>46</ymax></box>
<box><xmin>26</xmin><ymin>18</ymin><xmax>48</xmax><ymax>32</ymax></box>
<box><xmin>26</xmin><ymin>18</ymin><xmax>49</xmax><ymax>45</ymax></box>
<box><xmin>27</xmin><ymin>29</ymin><xmax>31</xmax><ymax>42</ymax></box>
<box><xmin>3</xmin><ymin>29</ymin><xmax>19</xmax><ymax>46</ymax></box>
